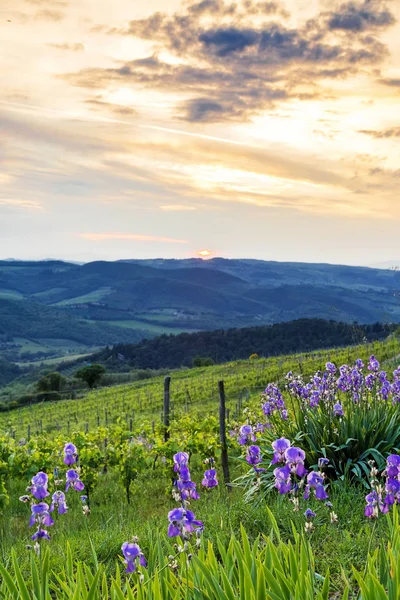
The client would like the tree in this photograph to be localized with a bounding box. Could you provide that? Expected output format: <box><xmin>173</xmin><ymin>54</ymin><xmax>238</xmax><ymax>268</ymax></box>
<box><xmin>74</xmin><ymin>364</ymin><xmax>105</xmax><ymax>388</ymax></box>
<box><xmin>37</xmin><ymin>371</ymin><xmax>66</xmax><ymax>392</ymax></box>
<box><xmin>192</xmin><ymin>356</ymin><xmax>215</xmax><ymax>368</ymax></box>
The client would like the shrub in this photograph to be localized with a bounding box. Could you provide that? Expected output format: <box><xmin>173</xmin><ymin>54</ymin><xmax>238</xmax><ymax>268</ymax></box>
<box><xmin>192</xmin><ymin>356</ymin><xmax>215</xmax><ymax>367</ymax></box>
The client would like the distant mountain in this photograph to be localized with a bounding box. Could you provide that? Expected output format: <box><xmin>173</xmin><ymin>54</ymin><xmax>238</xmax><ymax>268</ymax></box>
<box><xmin>368</xmin><ymin>261</ymin><xmax>400</xmax><ymax>270</ymax></box>
<box><xmin>0</xmin><ymin>258</ymin><xmax>399</xmax><ymax>364</ymax></box>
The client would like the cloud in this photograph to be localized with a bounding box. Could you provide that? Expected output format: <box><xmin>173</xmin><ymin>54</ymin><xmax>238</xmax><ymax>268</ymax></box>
<box><xmin>187</xmin><ymin>0</ymin><xmax>236</xmax><ymax>15</ymax></box>
<box><xmin>379</xmin><ymin>77</ymin><xmax>400</xmax><ymax>87</ymax></box>
<box><xmin>159</xmin><ymin>204</ymin><xmax>197</xmax><ymax>211</ymax></box>
<box><xmin>359</xmin><ymin>127</ymin><xmax>400</xmax><ymax>138</ymax></box>
<box><xmin>199</xmin><ymin>27</ymin><xmax>259</xmax><ymax>56</ymax></box>
<box><xmin>84</xmin><ymin>98</ymin><xmax>137</xmax><ymax>117</ymax></box>
<box><xmin>35</xmin><ymin>9</ymin><xmax>64</xmax><ymax>21</ymax></box>
<box><xmin>327</xmin><ymin>0</ymin><xmax>395</xmax><ymax>32</ymax></box>
<box><xmin>184</xmin><ymin>98</ymin><xmax>226</xmax><ymax>121</ymax></box>
<box><xmin>0</xmin><ymin>198</ymin><xmax>44</xmax><ymax>211</ymax></box>
<box><xmin>48</xmin><ymin>43</ymin><xmax>84</xmax><ymax>51</ymax></box>
<box><xmin>65</xmin><ymin>0</ymin><xmax>395</xmax><ymax>123</ymax></box>
<box><xmin>25</xmin><ymin>0</ymin><xmax>67</xmax><ymax>5</ymax></box>
<box><xmin>80</xmin><ymin>233</ymin><xmax>189</xmax><ymax>243</ymax></box>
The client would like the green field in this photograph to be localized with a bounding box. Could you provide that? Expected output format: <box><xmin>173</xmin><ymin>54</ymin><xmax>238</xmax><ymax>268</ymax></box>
<box><xmin>53</xmin><ymin>287</ymin><xmax>113</xmax><ymax>307</ymax></box>
<box><xmin>0</xmin><ymin>289</ymin><xmax>23</xmax><ymax>300</ymax></box>
<box><xmin>1</xmin><ymin>336</ymin><xmax>400</xmax><ymax>598</ymax></box>
<box><xmin>15</xmin><ymin>351</ymin><xmax>95</xmax><ymax>368</ymax></box>
<box><xmin>105</xmin><ymin>319</ymin><xmax>198</xmax><ymax>334</ymax></box>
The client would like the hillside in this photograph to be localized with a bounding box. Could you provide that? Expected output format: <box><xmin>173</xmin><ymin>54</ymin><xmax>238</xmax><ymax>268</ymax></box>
<box><xmin>83</xmin><ymin>319</ymin><xmax>394</xmax><ymax>371</ymax></box>
<box><xmin>2</xmin><ymin>335</ymin><xmax>399</xmax><ymax>436</ymax></box>
<box><xmin>0</xmin><ymin>258</ymin><xmax>399</xmax><ymax>364</ymax></box>
<box><xmin>0</xmin><ymin>298</ymin><xmax>152</xmax><ymax>368</ymax></box>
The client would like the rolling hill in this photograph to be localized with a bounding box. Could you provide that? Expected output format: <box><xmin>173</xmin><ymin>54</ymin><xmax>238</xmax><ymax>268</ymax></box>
<box><xmin>87</xmin><ymin>319</ymin><xmax>395</xmax><ymax>371</ymax></box>
<box><xmin>0</xmin><ymin>258</ymin><xmax>399</xmax><ymax>365</ymax></box>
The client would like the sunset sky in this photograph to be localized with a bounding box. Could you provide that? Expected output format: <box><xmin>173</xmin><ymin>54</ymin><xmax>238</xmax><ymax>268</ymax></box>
<box><xmin>1</xmin><ymin>0</ymin><xmax>399</xmax><ymax>265</ymax></box>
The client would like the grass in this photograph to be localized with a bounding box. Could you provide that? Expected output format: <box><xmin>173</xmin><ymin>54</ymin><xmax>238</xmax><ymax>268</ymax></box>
<box><xmin>13</xmin><ymin>338</ymin><xmax>52</xmax><ymax>353</ymax></box>
<box><xmin>137</xmin><ymin>310</ymin><xmax>200</xmax><ymax>323</ymax></box>
<box><xmin>0</xmin><ymin>461</ymin><xmax>388</xmax><ymax>592</ymax></box>
<box><xmin>15</xmin><ymin>352</ymin><xmax>95</xmax><ymax>368</ymax></box>
<box><xmin>104</xmin><ymin>319</ymin><xmax>198</xmax><ymax>334</ymax></box>
<box><xmin>53</xmin><ymin>288</ymin><xmax>112</xmax><ymax>307</ymax></box>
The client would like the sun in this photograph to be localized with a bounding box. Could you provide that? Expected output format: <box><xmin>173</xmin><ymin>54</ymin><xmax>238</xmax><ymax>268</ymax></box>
<box><xmin>197</xmin><ymin>249</ymin><xmax>212</xmax><ymax>258</ymax></box>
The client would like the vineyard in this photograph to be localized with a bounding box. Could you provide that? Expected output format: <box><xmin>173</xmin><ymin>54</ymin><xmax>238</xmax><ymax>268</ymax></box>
<box><xmin>1</xmin><ymin>337</ymin><xmax>399</xmax><ymax>440</ymax></box>
<box><xmin>1</xmin><ymin>335</ymin><xmax>400</xmax><ymax>598</ymax></box>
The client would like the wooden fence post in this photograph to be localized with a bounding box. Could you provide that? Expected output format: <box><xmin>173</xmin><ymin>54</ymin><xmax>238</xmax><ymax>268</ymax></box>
<box><xmin>218</xmin><ymin>380</ymin><xmax>230</xmax><ymax>488</ymax></box>
<box><xmin>164</xmin><ymin>376</ymin><xmax>171</xmax><ymax>442</ymax></box>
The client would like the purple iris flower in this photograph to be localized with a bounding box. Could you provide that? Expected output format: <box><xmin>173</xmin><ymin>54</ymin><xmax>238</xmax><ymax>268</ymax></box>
<box><xmin>30</xmin><ymin>472</ymin><xmax>50</xmax><ymax>500</ymax></box>
<box><xmin>333</xmin><ymin>403</ymin><xmax>344</xmax><ymax>417</ymax></box>
<box><xmin>384</xmin><ymin>478</ymin><xmax>400</xmax><ymax>505</ymax></box>
<box><xmin>202</xmin><ymin>469</ymin><xmax>218</xmax><ymax>488</ymax></box>
<box><xmin>29</xmin><ymin>502</ymin><xmax>54</xmax><ymax>528</ymax></box>
<box><xmin>364</xmin><ymin>504</ymin><xmax>374</xmax><ymax>518</ymax></box>
<box><xmin>365</xmin><ymin>374</ymin><xmax>375</xmax><ymax>390</ymax></box>
<box><xmin>273</xmin><ymin>465</ymin><xmax>292</xmax><ymax>494</ymax></box>
<box><xmin>285</xmin><ymin>447</ymin><xmax>305</xmax><ymax>463</ymax></box>
<box><xmin>32</xmin><ymin>528</ymin><xmax>51</xmax><ymax>541</ymax></box>
<box><xmin>167</xmin><ymin>508</ymin><xmax>203</xmax><ymax>538</ymax></box>
<box><xmin>262</xmin><ymin>401</ymin><xmax>273</xmax><ymax>416</ymax></box>
<box><xmin>368</xmin><ymin>355</ymin><xmax>380</xmax><ymax>372</ymax></box>
<box><xmin>306</xmin><ymin>471</ymin><xmax>328</xmax><ymax>500</ymax></box>
<box><xmin>380</xmin><ymin>380</ymin><xmax>391</xmax><ymax>401</ymax></box>
<box><xmin>177</xmin><ymin>479</ymin><xmax>200</xmax><ymax>500</ymax></box>
<box><xmin>173</xmin><ymin>452</ymin><xmax>189</xmax><ymax>472</ymax></box>
<box><xmin>176</xmin><ymin>465</ymin><xmax>200</xmax><ymax>500</ymax></box>
<box><xmin>50</xmin><ymin>491</ymin><xmax>68</xmax><ymax>514</ymax></box>
<box><xmin>364</xmin><ymin>490</ymin><xmax>384</xmax><ymax>518</ymax></box>
<box><xmin>309</xmin><ymin>392</ymin><xmax>320</xmax><ymax>407</ymax></box>
<box><xmin>387</xmin><ymin>454</ymin><xmax>400</xmax><ymax>477</ymax></box>
<box><xmin>325</xmin><ymin>362</ymin><xmax>336</xmax><ymax>374</ymax></box>
<box><xmin>378</xmin><ymin>371</ymin><xmax>387</xmax><ymax>383</ymax></box>
<box><xmin>285</xmin><ymin>447</ymin><xmax>307</xmax><ymax>477</ymax></box>
<box><xmin>271</xmin><ymin>438</ymin><xmax>291</xmax><ymax>464</ymax></box>
<box><xmin>65</xmin><ymin>469</ymin><xmax>85</xmax><ymax>492</ymax></box>
<box><xmin>121</xmin><ymin>542</ymin><xmax>147</xmax><ymax>573</ymax></box>
<box><xmin>304</xmin><ymin>508</ymin><xmax>316</xmax><ymax>520</ymax></box>
<box><xmin>246</xmin><ymin>445</ymin><xmax>262</xmax><ymax>465</ymax></box>
<box><xmin>355</xmin><ymin>359</ymin><xmax>364</xmax><ymax>370</ymax></box>
<box><xmin>63</xmin><ymin>442</ymin><xmax>77</xmax><ymax>466</ymax></box>
<box><xmin>238</xmin><ymin>424</ymin><xmax>256</xmax><ymax>445</ymax></box>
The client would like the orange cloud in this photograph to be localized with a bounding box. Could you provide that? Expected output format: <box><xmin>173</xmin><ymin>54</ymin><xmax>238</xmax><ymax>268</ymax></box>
<box><xmin>80</xmin><ymin>232</ymin><xmax>188</xmax><ymax>244</ymax></box>
<box><xmin>159</xmin><ymin>204</ymin><xmax>196</xmax><ymax>211</ymax></box>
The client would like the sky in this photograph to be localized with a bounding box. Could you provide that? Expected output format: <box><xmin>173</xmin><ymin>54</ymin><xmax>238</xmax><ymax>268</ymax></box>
<box><xmin>0</xmin><ymin>0</ymin><xmax>400</xmax><ymax>266</ymax></box>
